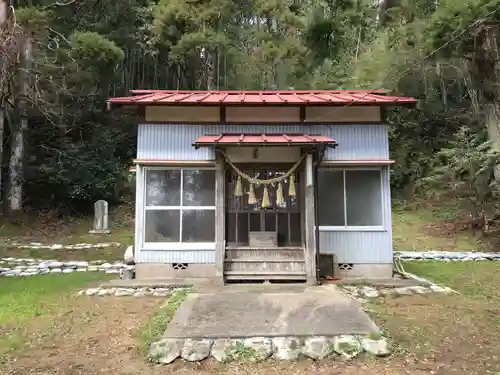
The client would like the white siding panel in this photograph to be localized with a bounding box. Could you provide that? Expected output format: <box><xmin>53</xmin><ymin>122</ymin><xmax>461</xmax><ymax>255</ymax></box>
<box><xmin>137</xmin><ymin>250</ymin><xmax>215</xmax><ymax>263</ymax></box>
<box><xmin>137</xmin><ymin>124</ymin><xmax>389</xmax><ymax>161</ymax></box>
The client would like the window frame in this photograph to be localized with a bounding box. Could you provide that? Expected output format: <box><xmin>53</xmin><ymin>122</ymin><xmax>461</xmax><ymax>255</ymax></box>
<box><xmin>317</xmin><ymin>167</ymin><xmax>386</xmax><ymax>232</ymax></box>
<box><xmin>142</xmin><ymin>166</ymin><xmax>216</xmax><ymax>250</ymax></box>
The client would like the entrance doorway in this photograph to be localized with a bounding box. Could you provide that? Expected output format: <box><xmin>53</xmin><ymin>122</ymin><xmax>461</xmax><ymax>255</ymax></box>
<box><xmin>226</xmin><ymin>165</ymin><xmax>302</xmax><ymax>247</ymax></box>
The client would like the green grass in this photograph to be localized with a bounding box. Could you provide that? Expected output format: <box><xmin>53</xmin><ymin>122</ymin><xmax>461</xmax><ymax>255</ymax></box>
<box><xmin>0</xmin><ymin>273</ymin><xmax>111</xmax><ymax>356</ymax></box>
<box><xmin>403</xmin><ymin>261</ymin><xmax>500</xmax><ymax>300</ymax></box>
<box><xmin>0</xmin><ymin>244</ymin><xmax>127</xmax><ymax>262</ymax></box>
<box><xmin>392</xmin><ymin>201</ymin><xmax>487</xmax><ymax>251</ymax></box>
<box><xmin>368</xmin><ymin>261</ymin><xmax>500</xmax><ymax>374</ymax></box>
<box><xmin>0</xmin><ymin>273</ymin><xmax>110</xmax><ymax>326</ymax></box>
<box><xmin>138</xmin><ymin>290</ymin><xmax>189</xmax><ymax>356</ymax></box>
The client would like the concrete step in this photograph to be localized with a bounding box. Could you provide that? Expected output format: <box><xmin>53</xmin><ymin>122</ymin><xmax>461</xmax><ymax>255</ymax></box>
<box><xmin>225</xmin><ymin>258</ymin><xmax>305</xmax><ymax>263</ymax></box>
<box><xmin>225</xmin><ymin>247</ymin><xmax>305</xmax><ymax>261</ymax></box>
<box><xmin>224</xmin><ymin>260</ymin><xmax>305</xmax><ymax>273</ymax></box>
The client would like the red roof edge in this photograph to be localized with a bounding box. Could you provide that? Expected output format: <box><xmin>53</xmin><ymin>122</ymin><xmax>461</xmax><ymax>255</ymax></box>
<box><xmin>107</xmin><ymin>89</ymin><xmax>417</xmax><ymax>107</ymax></box>
<box><xmin>192</xmin><ymin>133</ymin><xmax>338</xmax><ymax>149</ymax></box>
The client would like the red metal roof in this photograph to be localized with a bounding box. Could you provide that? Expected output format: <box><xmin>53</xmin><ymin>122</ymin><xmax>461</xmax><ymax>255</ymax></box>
<box><xmin>108</xmin><ymin>90</ymin><xmax>417</xmax><ymax>106</ymax></box>
<box><xmin>193</xmin><ymin>133</ymin><xmax>337</xmax><ymax>147</ymax></box>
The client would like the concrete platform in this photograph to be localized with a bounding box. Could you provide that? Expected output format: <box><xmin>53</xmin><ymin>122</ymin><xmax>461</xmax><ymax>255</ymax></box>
<box><xmin>164</xmin><ymin>285</ymin><xmax>379</xmax><ymax>339</ymax></box>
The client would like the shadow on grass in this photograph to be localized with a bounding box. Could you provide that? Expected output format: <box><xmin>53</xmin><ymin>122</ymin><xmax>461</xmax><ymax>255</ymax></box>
<box><xmin>138</xmin><ymin>290</ymin><xmax>189</xmax><ymax>356</ymax></box>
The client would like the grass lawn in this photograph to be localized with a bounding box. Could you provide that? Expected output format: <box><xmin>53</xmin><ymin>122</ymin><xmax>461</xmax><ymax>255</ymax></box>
<box><xmin>0</xmin><ymin>205</ymin><xmax>134</xmax><ymax>261</ymax></box>
<box><xmin>0</xmin><ymin>273</ymin><xmax>112</xmax><ymax>357</ymax></box>
<box><xmin>0</xmin><ymin>243</ymin><xmax>127</xmax><ymax>262</ymax></box>
<box><xmin>368</xmin><ymin>261</ymin><xmax>500</xmax><ymax>375</ymax></box>
<box><xmin>1</xmin><ymin>203</ymin><xmax>500</xmax><ymax>374</ymax></box>
<box><xmin>392</xmin><ymin>201</ymin><xmax>488</xmax><ymax>251</ymax></box>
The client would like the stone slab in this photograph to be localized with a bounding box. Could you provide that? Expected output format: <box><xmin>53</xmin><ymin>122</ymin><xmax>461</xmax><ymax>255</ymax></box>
<box><xmin>164</xmin><ymin>285</ymin><xmax>378</xmax><ymax>339</ymax></box>
<box><xmin>337</xmin><ymin>277</ymin><xmax>430</xmax><ymax>288</ymax></box>
<box><xmin>100</xmin><ymin>278</ymin><xmax>208</xmax><ymax>288</ymax></box>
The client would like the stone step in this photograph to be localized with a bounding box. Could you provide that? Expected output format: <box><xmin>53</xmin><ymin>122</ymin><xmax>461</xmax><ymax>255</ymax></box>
<box><xmin>224</xmin><ymin>271</ymin><xmax>307</xmax><ymax>281</ymax></box>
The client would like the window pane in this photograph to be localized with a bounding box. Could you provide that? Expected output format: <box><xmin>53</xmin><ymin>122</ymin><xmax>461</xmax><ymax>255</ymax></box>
<box><xmin>183</xmin><ymin>170</ymin><xmax>216</xmax><ymax>206</ymax></box>
<box><xmin>146</xmin><ymin>170</ymin><xmax>181</xmax><ymax>206</ymax></box>
<box><xmin>318</xmin><ymin>170</ymin><xmax>345</xmax><ymax>226</ymax></box>
<box><xmin>182</xmin><ymin>210</ymin><xmax>215</xmax><ymax>242</ymax></box>
<box><xmin>345</xmin><ymin>170</ymin><xmax>383</xmax><ymax>226</ymax></box>
<box><xmin>145</xmin><ymin>210</ymin><xmax>180</xmax><ymax>242</ymax></box>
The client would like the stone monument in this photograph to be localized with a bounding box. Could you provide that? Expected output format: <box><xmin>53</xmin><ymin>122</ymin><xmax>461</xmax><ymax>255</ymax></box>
<box><xmin>89</xmin><ymin>200</ymin><xmax>111</xmax><ymax>234</ymax></box>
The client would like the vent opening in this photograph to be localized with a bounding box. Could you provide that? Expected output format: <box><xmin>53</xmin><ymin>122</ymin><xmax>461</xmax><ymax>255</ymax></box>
<box><xmin>337</xmin><ymin>263</ymin><xmax>353</xmax><ymax>271</ymax></box>
<box><xmin>172</xmin><ymin>263</ymin><xmax>188</xmax><ymax>270</ymax></box>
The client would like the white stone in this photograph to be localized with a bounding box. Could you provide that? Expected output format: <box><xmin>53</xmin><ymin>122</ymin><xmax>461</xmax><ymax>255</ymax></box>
<box><xmin>181</xmin><ymin>339</ymin><xmax>213</xmax><ymax>362</ymax></box>
<box><xmin>149</xmin><ymin>339</ymin><xmax>184</xmax><ymax>364</ymax></box>
<box><xmin>124</xmin><ymin>245</ymin><xmax>134</xmax><ymax>265</ymax></box>
<box><xmin>393</xmin><ymin>287</ymin><xmax>414</xmax><ymax>295</ymax></box>
<box><xmin>47</xmin><ymin>261</ymin><xmax>63</xmax><ymax>269</ymax></box>
<box><xmin>272</xmin><ymin>337</ymin><xmax>302</xmax><ymax>360</ymax></box>
<box><xmin>430</xmin><ymin>285</ymin><xmax>452</xmax><ymax>293</ymax></box>
<box><xmin>76</xmin><ymin>268</ymin><xmax>87</xmax><ymax>272</ymax></box>
<box><xmin>87</xmin><ymin>266</ymin><xmax>99</xmax><ymax>272</ymax></box>
<box><xmin>98</xmin><ymin>289</ymin><xmax>112</xmax><ymax>296</ymax></box>
<box><xmin>333</xmin><ymin>335</ymin><xmax>362</xmax><ymax>360</ymax></box>
<box><xmin>361</xmin><ymin>286</ymin><xmax>380</xmax><ymax>298</ymax></box>
<box><xmin>409</xmin><ymin>286</ymin><xmax>430</xmax><ymax>294</ymax></box>
<box><xmin>361</xmin><ymin>337</ymin><xmax>391</xmax><ymax>357</ymax></box>
<box><xmin>153</xmin><ymin>291</ymin><xmax>170</xmax><ymax>297</ymax></box>
<box><xmin>51</xmin><ymin>244</ymin><xmax>63</xmax><ymax>250</ymax></box>
<box><xmin>62</xmin><ymin>269</ymin><xmax>74</xmax><ymax>273</ymax></box>
<box><xmin>242</xmin><ymin>337</ymin><xmax>273</xmax><ymax>362</ymax></box>
<box><xmin>105</xmin><ymin>269</ymin><xmax>120</xmax><ymax>274</ymax></box>
<box><xmin>50</xmin><ymin>268</ymin><xmax>62</xmax><ymax>273</ymax></box>
<box><xmin>211</xmin><ymin>339</ymin><xmax>242</xmax><ymax>362</ymax></box>
<box><xmin>85</xmin><ymin>288</ymin><xmax>99</xmax><ymax>296</ymax></box>
<box><xmin>115</xmin><ymin>288</ymin><xmax>134</xmax><ymax>297</ymax></box>
<box><xmin>300</xmin><ymin>336</ymin><xmax>332</xmax><ymax>360</ymax></box>
<box><xmin>133</xmin><ymin>291</ymin><xmax>146</xmax><ymax>297</ymax></box>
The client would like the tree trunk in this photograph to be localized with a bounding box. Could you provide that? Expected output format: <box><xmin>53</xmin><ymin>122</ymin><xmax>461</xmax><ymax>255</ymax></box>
<box><xmin>7</xmin><ymin>39</ymin><xmax>31</xmax><ymax>213</ymax></box>
<box><xmin>477</xmin><ymin>24</ymin><xmax>500</xmax><ymax>179</ymax></box>
<box><xmin>0</xmin><ymin>0</ymin><xmax>7</xmax><ymax>211</ymax></box>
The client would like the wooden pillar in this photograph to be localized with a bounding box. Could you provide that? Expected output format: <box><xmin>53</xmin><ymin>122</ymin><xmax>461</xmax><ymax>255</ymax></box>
<box><xmin>214</xmin><ymin>152</ymin><xmax>226</xmax><ymax>285</ymax></box>
<box><xmin>134</xmin><ymin>165</ymin><xmax>145</xmax><ymax>264</ymax></box>
<box><xmin>304</xmin><ymin>153</ymin><xmax>318</xmax><ymax>285</ymax></box>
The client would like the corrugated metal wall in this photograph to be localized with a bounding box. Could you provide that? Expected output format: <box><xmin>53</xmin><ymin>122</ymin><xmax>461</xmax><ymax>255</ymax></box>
<box><xmin>137</xmin><ymin>124</ymin><xmax>389</xmax><ymax>161</ymax></box>
<box><xmin>318</xmin><ymin>167</ymin><xmax>393</xmax><ymax>264</ymax></box>
<box><xmin>136</xmin><ymin>124</ymin><xmax>392</xmax><ymax>265</ymax></box>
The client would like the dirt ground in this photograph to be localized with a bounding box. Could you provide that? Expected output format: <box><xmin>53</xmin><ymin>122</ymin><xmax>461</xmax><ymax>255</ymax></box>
<box><xmin>2</xmin><ymin>294</ymin><xmax>431</xmax><ymax>375</ymax></box>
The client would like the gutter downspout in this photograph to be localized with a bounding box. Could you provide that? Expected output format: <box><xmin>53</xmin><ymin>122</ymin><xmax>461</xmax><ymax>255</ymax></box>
<box><xmin>314</xmin><ymin>144</ymin><xmax>338</xmax><ymax>284</ymax></box>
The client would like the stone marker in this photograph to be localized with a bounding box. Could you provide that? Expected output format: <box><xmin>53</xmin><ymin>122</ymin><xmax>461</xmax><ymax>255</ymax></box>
<box><xmin>89</xmin><ymin>200</ymin><xmax>110</xmax><ymax>234</ymax></box>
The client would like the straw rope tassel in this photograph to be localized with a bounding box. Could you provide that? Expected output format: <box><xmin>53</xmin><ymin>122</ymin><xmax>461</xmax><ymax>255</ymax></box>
<box><xmin>248</xmin><ymin>183</ymin><xmax>257</xmax><ymax>205</ymax></box>
<box><xmin>262</xmin><ymin>185</ymin><xmax>271</xmax><ymax>208</ymax></box>
<box><xmin>234</xmin><ymin>176</ymin><xmax>243</xmax><ymax>197</ymax></box>
<box><xmin>276</xmin><ymin>182</ymin><xmax>284</xmax><ymax>206</ymax></box>
<box><xmin>289</xmin><ymin>173</ymin><xmax>296</xmax><ymax>197</ymax></box>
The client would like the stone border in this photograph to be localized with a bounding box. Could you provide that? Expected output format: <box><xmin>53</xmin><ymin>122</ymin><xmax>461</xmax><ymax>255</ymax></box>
<box><xmin>340</xmin><ymin>283</ymin><xmax>455</xmax><ymax>302</ymax></box>
<box><xmin>0</xmin><ymin>257</ymin><xmax>133</xmax><ymax>277</ymax></box>
<box><xmin>6</xmin><ymin>242</ymin><xmax>121</xmax><ymax>250</ymax></box>
<box><xmin>148</xmin><ymin>335</ymin><xmax>391</xmax><ymax>364</ymax></box>
<box><xmin>396</xmin><ymin>250</ymin><xmax>500</xmax><ymax>261</ymax></box>
<box><xmin>78</xmin><ymin>286</ymin><xmax>188</xmax><ymax>297</ymax></box>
